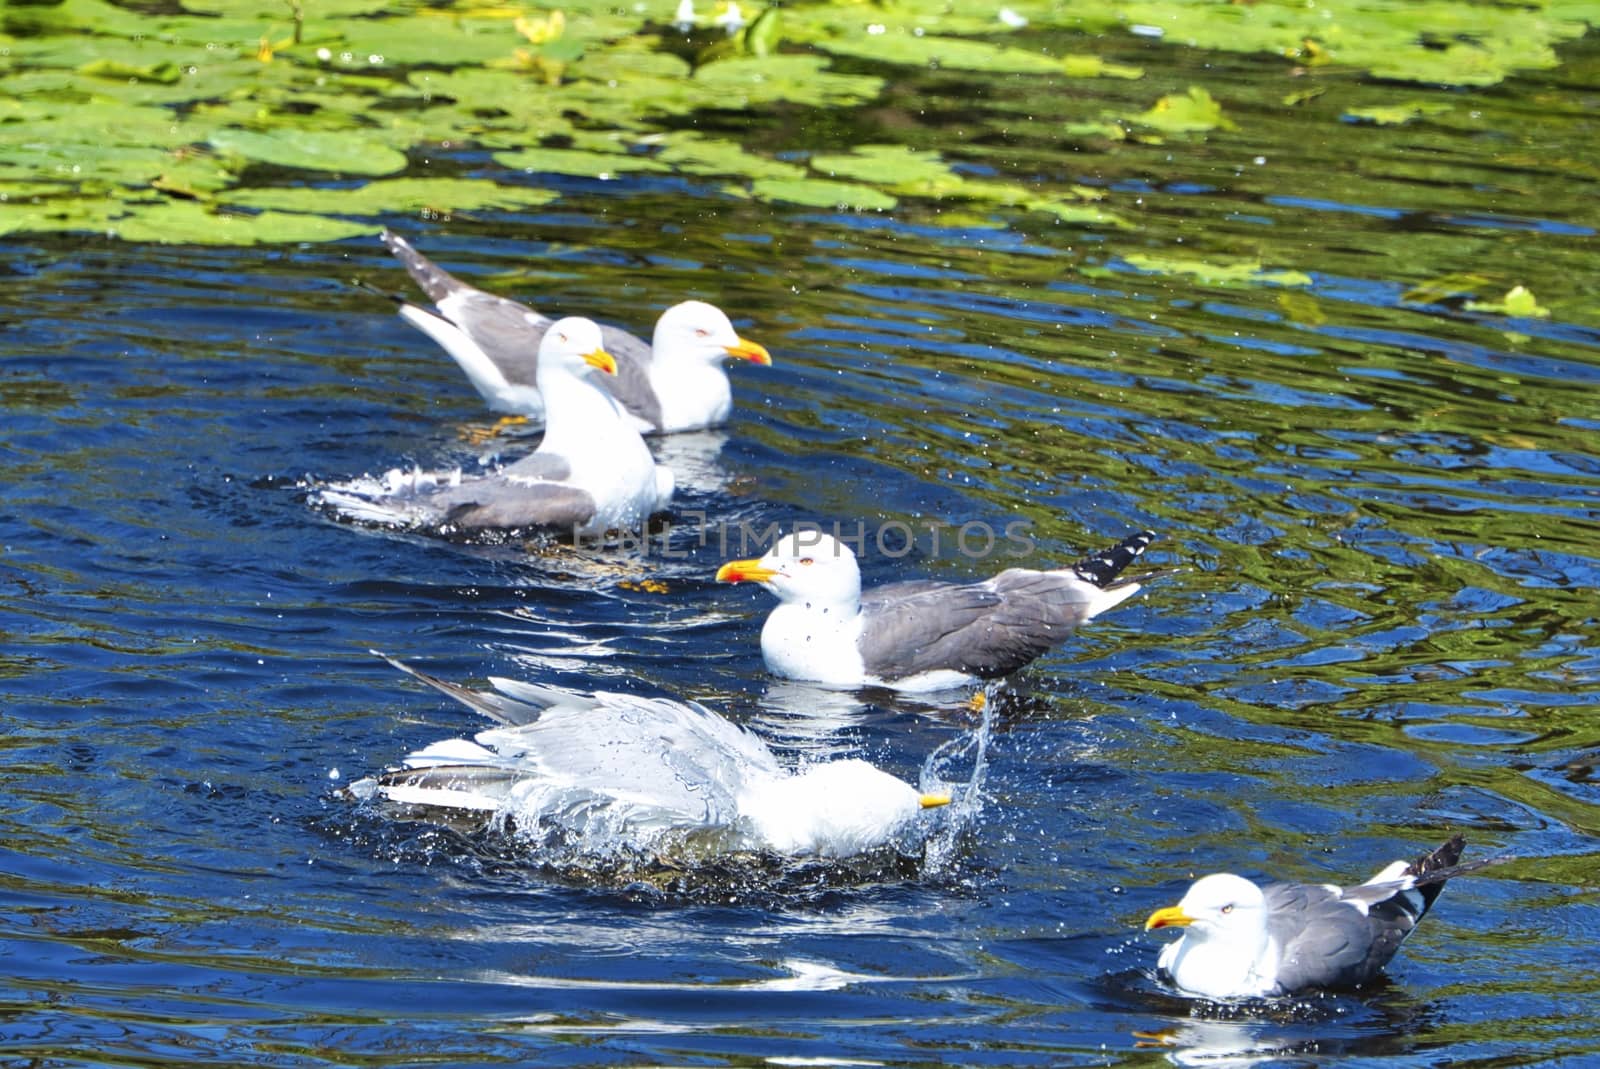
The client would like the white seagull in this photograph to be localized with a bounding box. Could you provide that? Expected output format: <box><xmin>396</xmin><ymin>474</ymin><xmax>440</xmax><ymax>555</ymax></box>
<box><xmin>1144</xmin><ymin>835</ymin><xmax>1486</xmax><ymax>999</ymax></box>
<box><xmin>381</xmin><ymin>229</ymin><xmax>772</xmax><ymax>434</ymax></box>
<box><xmin>317</xmin><ymin>316</ymin><xmax>671</xmax><ymax>535</ymax></box>
<box><xmin>715</xmin><ymin>530</ymin><xmax>1154</xmax><ymax>691</ymax></box>
<box><xmin>353</xmin><ymin>655</ymin><xmax>954</xmax><ymax>859</ymax></box>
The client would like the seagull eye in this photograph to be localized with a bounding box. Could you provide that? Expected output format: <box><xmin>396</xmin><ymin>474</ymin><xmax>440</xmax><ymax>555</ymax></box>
<box><xmin>1220</xmin><ymin>904</ymin><xmax>1234</xmax><ymax>914</ymax></box>
<box><xmin>799</xmin><ymin>557</ymin><xmax>814</xmax><ymax>566</ymax></box>
<box><xmin>694</xmin><ymin>327</ymin><xmax>710</xmax><ymax>338</ymax></box>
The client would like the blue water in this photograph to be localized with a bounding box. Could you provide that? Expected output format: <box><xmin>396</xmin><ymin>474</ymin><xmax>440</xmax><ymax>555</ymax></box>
<box><xmin>6</xmin><ymin>57</ymin><xmax>1600</xmax><ymax>1069</ymax></box>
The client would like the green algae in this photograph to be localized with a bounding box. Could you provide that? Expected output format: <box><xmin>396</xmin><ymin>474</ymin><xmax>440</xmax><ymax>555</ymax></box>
<box><xmin>0</xmin><ymin>0</ymin><xmax>1592</xmax><ymax>244</ymax></box>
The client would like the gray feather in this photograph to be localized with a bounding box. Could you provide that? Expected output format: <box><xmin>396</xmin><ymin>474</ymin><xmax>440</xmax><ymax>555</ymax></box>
<box><xmin>375</xmin><ymin>652</ymin><xmax>544</xmax><ymax>727</ymax></box>
<box><xmin>382</xmin><ymin>229</ymin><xmax>666</xmax><ymax>429</ymax></box>
<box><xmin>857</xmin><ymin>570</ymin><xmax>1110</xmax><ymax>680</ymax></box>
<box><xmin>500</xmin><ymin>452</ymin><xmax>571</xmax><ymax>482</ymax></box>
<box><xmin>433</xmin><ymin>480</ymin><xmax>597</xmax><ymax>531</ymax></box>
<box><xmin>1267</xmin><ymin>835</ymin><xmax>1470</xmax><ymax>993</ymax></box>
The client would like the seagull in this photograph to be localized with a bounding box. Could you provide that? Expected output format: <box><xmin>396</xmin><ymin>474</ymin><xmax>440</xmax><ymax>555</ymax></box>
<box><xmin>352</xmin><ymin>655</ymin><xmax>955</xmax><ymax>860</ymax></box>
<box><xmin>380</xmin><ymin>229</ymin><xmax>772</xmax><ymax>434</ymax></box>
<box><xmin>316</xmin><ymin>316</ymin><xmax>672</xmax><ymax>535</ymax></box>
<box><xmin>1144</xmin><ymin>835</ymin><xmax>1487</xmax><ymax>999</ymax></box>
<box><xmin>715</xmin><ymin>529</ymin><xmax>1154</xmax><ymax>690</ymax></box>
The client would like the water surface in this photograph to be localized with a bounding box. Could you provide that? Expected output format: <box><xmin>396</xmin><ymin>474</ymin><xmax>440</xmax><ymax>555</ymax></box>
<box><xmin>3</xmin><ymin>28</ymin><xmax>1600</xmax><ymax>1068</ymax></box>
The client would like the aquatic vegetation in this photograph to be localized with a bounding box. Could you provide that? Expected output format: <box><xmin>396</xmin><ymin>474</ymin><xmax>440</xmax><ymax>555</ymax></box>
<box><xmin>1</xmin><ymin>0</ymin><xmax>1590</xmax><ymax>245</ymax></box>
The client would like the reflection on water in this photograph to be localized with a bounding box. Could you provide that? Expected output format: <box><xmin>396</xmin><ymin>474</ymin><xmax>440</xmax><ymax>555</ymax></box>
<box><xmin>1</xmin><ymin>27</ymin><xmax>1599</xmax><ymax>1069</ymax></box>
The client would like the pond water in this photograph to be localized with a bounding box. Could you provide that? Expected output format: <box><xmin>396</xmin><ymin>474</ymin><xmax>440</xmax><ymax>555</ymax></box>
<box><xmin>3</xmin><ymin>25</ymin><xmax>1600</xmax><ymax>1069</ymax></box>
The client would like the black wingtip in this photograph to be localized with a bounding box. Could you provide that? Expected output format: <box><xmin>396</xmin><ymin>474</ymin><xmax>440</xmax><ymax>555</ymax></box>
<box><xmin>1072</xmin><ymin>530</ymin><xmax>1156</xmax><ymax>588</ymax></box>
<box><xmin>1408</xmin><ymin>834</ymin><xmax>1467</xmax><ymax>880</ymax></box>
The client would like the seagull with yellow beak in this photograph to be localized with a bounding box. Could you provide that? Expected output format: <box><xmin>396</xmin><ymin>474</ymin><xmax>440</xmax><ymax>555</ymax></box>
<box><xmin>353</xmin><ymin>655</ymin><xmax>956</xmax><ymax>860</ymax></box>
<box><xmin>716</xmin><ymin>529</ymin><xmax>1153</xmax><ymax>691</ymax></box>
<box><xmin>381</xmin><ymin>229</ymin><xmax>772</xmax><ymax>434</ymax></box>
<box><xmin>317</xmin><ymin>317</ymin><xmax>672</xmax><ymax>535</ymax></box>
<box><xmin>1144</xmin><ymin>835</ymin><xmax>1489</xmax><ymax>999</ymax></box>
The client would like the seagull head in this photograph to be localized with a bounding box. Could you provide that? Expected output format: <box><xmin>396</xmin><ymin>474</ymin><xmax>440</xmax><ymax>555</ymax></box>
<box><xmin>740</xmin><ymin>758</ymin><xmax>952</xmax><ymax>857</ymax></box>
<box><xmin>1145</xmin><ymin>872</ymin><xmax>1268</xmax><ymax>941</ymax></box>
<box><xmin>653</xmin><ymin>300</ymin><xmax>772</xmax><ymax>368</ymax></box>
<box><xmin>538</xmin><ymin>316</ymin><xmax>617</xmax><ymax>383</ymax></box>
<box><xmin>715</xmin><ymin>531</ymin><xmax>862</xmax><ymax>607</ymax></box>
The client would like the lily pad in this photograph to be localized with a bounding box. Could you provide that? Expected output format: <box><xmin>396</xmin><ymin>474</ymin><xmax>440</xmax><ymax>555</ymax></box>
<box><xmin>209</xmin><ymin>127</ymin><xmax>410</xmax><ymax>176</ymax></box>
<box><xmin>653</xmin><ymin>132</ymin><xmax>806</xmax><ymax>181</ymax></box>
<box><xmin>1131</xmin><ymin>86</ymin><xmax>1237</xmax><ymax>134</ymax></box>
<box><xmin>492</xmin><ymin>146</ymin><xmax>670</xmax><ymax>178</ymax></box>
<box><xmin>750</xmin><ymin>177</ymin><xmax>897</xmax><ymax>211</ymax></box>
<box><xmin>221</xmin><ymin>177</ymin><xmax>557</xmax><ymax>216</ymax></box>
<box><xmin>1344</xmin><ymin>101</ymin><xmax>1453</xmax><ymax>125</ymax></box>
<box><xmin>817</xmin><ymin>32</ymin><xmax>1063</xmax><ymax>74</ymax></box>
<box><xmin>1464</xmin><ymin>285</ymin><xmax>1549</xmax><ymax>318</ymax></box>
<box><xmin>1123</xmin><ymin>252</ymin><xmax>1311</xmax><ymax>287</ymax></box>
<box><xmin>810</xmin><ymin>145</ymin><xmax>961</xmax><ymax>193</ymax></box>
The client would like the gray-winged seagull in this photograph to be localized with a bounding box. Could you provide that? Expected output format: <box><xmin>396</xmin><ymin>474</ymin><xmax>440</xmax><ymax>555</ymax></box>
<box><xmin>352</xmin><ymin>655</ymin><xmax>954</xmax><ymax>859</ymax></box>
<box><xmin>1145</xmin><ymin>835</ymin><xmax>1488</xmax><ymax>999</ymax></box>
<box><xmin>317</xmin><ymin>316</ymin><xmax>671</xmax><ymax>535</ymax></box>
<box><xmin>381</xmin><ymin>229</ymin><xmax>771</xmax><ymax>434</ymax></box>
<box><xmin>715</xmin><ymin>529</ymin><xmax>1154</xmax><ymax>691</ymax></box>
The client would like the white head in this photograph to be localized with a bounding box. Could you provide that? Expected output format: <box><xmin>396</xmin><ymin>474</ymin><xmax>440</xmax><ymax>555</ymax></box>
<box><xmin>1146</xmin><ymin>872</ymin><xmax>1269</xmax><ymax>943</ymax></box>
<box><xmin>537</xmin><ymin>316</ymin><xmax>617</xmax><ymax>387</ymax></box>
<box><xmin>740</xmin><ymin>758</ymin><xmax>950</xmax><ymax>857</ymax></box>
<box><xmin>715</xmin><ymin>531</ymin><xmax>863</xmax><ymax>609</ymax></box>
<box><xmin>651</xmin><ymin>300</ymin><xmax>772</xmax><ymax>368</ymax></box>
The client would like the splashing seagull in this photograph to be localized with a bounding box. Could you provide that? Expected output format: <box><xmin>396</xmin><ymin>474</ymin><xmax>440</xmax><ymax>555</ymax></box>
<box><xmin>715</xmin><ymin>530</ymin><xmax>1155</xmax><ymax>691</ymax></box>
<box><xmin>316</xmin><ymin>316</ymin><xmax>672</xmax><ymax>536</ymax></box>
<box><xmin>351</xmin><ymin>655</ymin><xmax>954</xmax><ymax>860</ymax></box>
<box><xmin>380</xmin><ymin>229</ymin><xmax>772</xmax><ymax>434</ymax></box>
<box><xmin>1144</xmin><ymin>835</ymin><xmax>1495</xmax><ymax>999</ymax></box>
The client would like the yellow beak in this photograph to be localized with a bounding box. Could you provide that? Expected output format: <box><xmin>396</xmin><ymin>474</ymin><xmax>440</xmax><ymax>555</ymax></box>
<box><xmin>584</xmin><ymin>348</ymin><xmax>618</xmax><ymax>375</ymax></box>
<box><xmin>920</xmin><ymin>792</ymin><xmax>952</xmax><ymax>809</ymax></box>
<box><xmin>726</xmin><ymin>337</ymin><xmax>772</xmax><ymax>366</ymax></box>
<box><xmin>1144</xmin><ymin>905</ymin><xmax>1194</xmax><ymax>932</ymax></box>
<box><xmin>716</xmin><ymin>558</ymin><xmax>779</xmax><ymax>584</ymax></box>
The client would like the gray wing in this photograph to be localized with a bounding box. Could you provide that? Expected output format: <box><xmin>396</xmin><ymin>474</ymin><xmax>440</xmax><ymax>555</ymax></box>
<box><xmin>857</xmin><ymin>581</ymin><xmax>1008</xmax><ymax>680</ymax></box>
<box><xmin>437</xmin><ymin>291</ymin><xmax>549</xmax><ymax>388</ymax></box>
<box><xmin>383</xmin><ymin>228</ymin><xmax>549</xmax><ymax>387</ymax></box>
<box><xmin>1274</xmin><ymin>835</ymin><xmax>1474</xmax><ymax>992</ymax></box>
<box><xmin>431</xmin><ymin>478</ymin><xmax>597</xmax><ymax>531</ymax></box>
<box><xmin>858</xmin><ymin>570</ymin><xmax>1104</xmax><ymax>680</ymax></box>
<box><xmin>377</xmin><ymin>653</ymin><xmax>547</xmax><ymax>727</ymax></box>
<box><xmin>1264</xmin><ymin>882</ymin><xmax>1392</xmax><ymax>992</ymax></box>
<box><xmin>379</xmin><ymin>694</ymin><xmax>783</xmax><ymax>833</ymax></box>
<box><xmin>500</xmin><ymin>452</ymin><xmax>571</xmax><ymax>482</ymax></box>
<box><xmin>599</xmin><ymin>324</ymin><xmax>663</xmax><ymax>432</ymax></box>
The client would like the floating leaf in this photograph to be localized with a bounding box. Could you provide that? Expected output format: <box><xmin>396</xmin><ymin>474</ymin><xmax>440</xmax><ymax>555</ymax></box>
<box><xmin>77</xmin><ymin>58</ymin><xmax>184</xmax><ymax>84</ymax></box>
<box><xmin>1464</xmin><ymin>285</ymin><xmax>1549</xmax><ymax>318</ymax></box>
<box><xmin>493</xmin><ymin>146</ymin><xmax>670</xmax><ymax>178</ymax></box>
<box><xmin>750</xmin><ymin>177</ymin><xmax>897</xmax><ymax>211</ymax></box>
<box><xmin>652</xmin><ymin>132</ymin><xmax>805</xmax><ymax>181</ymax></box>
<box><xmin>818</xmin><ymin>32</ymin><xmax>1061</xmax><ymax>74</ymax></box>
<box><xmin>1401</xmin><ymin>273</ymin><xmax>1492</xmax><ymax>305</ymax></box>
<box><xmin>810</xmin><ymin>145</ymin><xmax>959</xmax><ymax>192</ymax></box>
<box><xmin>210</xmin><ymin>127</ymin><xmax>409</xmax><ymax>176</ymax></box>
<box><xmin>1062</xmin><ymin>54</ymin><xmax>1143</xmax><ymax>79</ymax></box>
<box><xmin>103</xmin><ymin>201</ymin><xmax>378</xmax><ymax>244</ymax></box>
<box><xmin>1343</xmin><ymin>101</ymin><xmax>1453</xmax><ymax>125</ymax></box>
<box><xmin>221</xmin><ymin>177</ymin><xmax>557</xmax><ymax>216</ymax></box>
<box><xmin>1131</xmin><ymin>86</ymin><xmax>1237</xmax><ymax>134</ymax></box>
<box><xmin>690</xmin><ymin>54</ymin><xmax>882</xmax><ymax>108</ymax></box>
<box><xmin>1124</xmin><ymin>252</ymin><xmax>1311</xmax><ymax>287</ymax></box>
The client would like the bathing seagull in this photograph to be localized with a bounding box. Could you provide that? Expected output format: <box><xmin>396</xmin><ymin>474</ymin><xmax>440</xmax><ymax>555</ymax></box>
<box><xmin>316</xmin><ymin>316</ymin><xmax>672</xmax><ymax>535</ymax></box>
<box><xmin>1145</xmin><ymin>835</ymin><xmax>1489</xmax><ymax>999</ymax></box>
<box><xmin>715</xmin><ymin>529</ymin><xmax>1154</xmax><ymax>690</ymax></box>
<box><xmin>381</xmin><ymin>229</ymin><xmax>772</xmax><ymax>433</ymax></box>
<box><xmin>352</xmin><ymin>655</ymin><xmax>954</xmax><ymax>859</ymax></box>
